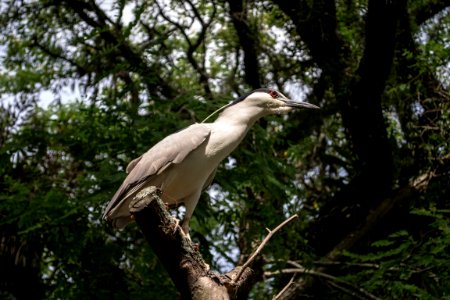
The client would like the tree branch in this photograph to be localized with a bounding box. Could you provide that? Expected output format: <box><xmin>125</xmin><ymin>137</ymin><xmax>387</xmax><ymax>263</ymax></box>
<box><xmin>226</xmin><ymin>0</ymin><xmax>262</xmax><ymax>89</ymax></box>
<box><xmin>130</xmin><ymin>186</ymin><xmax>256</xmax><ymax>299</ymax></box>
<box><xmin>412</xmin><ymin>1</ymin><xmax>450</xmax><ymax>26</ymax></box>
<box><xmin>271</xmin><ymin>168</ymin><xmax>439</xmax><ymax>299</ymax></box>
<box><xmin>266</xmin><ymin>266</ymin><xmax>381</xmax><ymax>300</ymax></box>
<box><xmin>326</xmin><ymin>167</ymin><xmax>438</xmax><ymax>261</ymax></box>
<box><xmin>130</xmin><ymin>187</ymin><xmax>301</xmax><ymax>298</ymax></box>
<box><xmin>273</xmin><ymin>274</ymin><xmax>296</xmax><ymax>300</ymax></box>
<box><xmin>155</xmin><ymin>0</ymin><xmax>213</xmax><ymax>97</ymax></box>
<box><xmin>233</xmin><ymin>214</ymin><xmax>298</xmax><ymax>284</ymax></box>
<box><xmin>57</xmin><ymin>0</ymin><xmax>174</xmax><ymax>101</ymax></box>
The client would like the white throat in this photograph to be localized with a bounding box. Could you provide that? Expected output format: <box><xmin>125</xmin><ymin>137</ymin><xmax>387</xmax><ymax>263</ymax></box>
<box><xmin>204</xmin><ymin>102</ymin><xmax>267</xmax><ymax>161</ymax></box>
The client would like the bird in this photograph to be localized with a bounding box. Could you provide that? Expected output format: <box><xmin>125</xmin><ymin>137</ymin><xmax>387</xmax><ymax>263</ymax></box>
<box><xmin>103</xmin><ymin>88</ymin><xmax>319</xmax><ymax>238</ymax></box>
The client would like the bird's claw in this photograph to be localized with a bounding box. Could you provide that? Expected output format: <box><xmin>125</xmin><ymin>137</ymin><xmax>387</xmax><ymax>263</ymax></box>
<box><xmin>168</xmin><ymin>217</ymin><xmax>181</xmax><ymax>235</ymax></box>
<box><xmin>169</xmin><ymin>217</ymin><xmax>192</xmax><ymax>241</ymax></box>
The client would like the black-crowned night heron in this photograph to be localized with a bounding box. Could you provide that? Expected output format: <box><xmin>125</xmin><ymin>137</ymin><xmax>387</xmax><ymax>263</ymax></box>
<box><xmin>103</xmin><ymin>88</ymin><xmax>319</xmax><ymax>237</ymax></box>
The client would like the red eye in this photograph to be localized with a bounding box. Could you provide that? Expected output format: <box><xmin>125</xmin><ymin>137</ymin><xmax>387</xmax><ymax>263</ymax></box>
<box><xmin>269</xmin><ymin>90</ymin><xmax>278</xmax><ymax>98</ymax></box>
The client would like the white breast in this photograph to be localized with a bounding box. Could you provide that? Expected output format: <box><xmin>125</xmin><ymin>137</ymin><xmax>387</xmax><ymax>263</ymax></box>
<box><xmin>158</xmin><ymin>122</ymin><xmax>249</xmax><ymax>204</ymax></box>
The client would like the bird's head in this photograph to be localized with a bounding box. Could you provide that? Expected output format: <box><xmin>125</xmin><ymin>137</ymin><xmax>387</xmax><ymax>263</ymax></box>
<box><xmin>202</xmin><ymin>88</ymin><xmax>319</xmax><ymax>123</ymax></box>
<box><xmin>235</xmin><ymin>88</ymin><xmax>320</xmax><ymax>114</ymax></box>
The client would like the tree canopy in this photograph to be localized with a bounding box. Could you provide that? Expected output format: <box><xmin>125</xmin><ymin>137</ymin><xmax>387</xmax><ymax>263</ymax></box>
<box><xmin>0</xmin><ymin>0</ymin><xmax>449</xmax><ymax>299</ymax></box>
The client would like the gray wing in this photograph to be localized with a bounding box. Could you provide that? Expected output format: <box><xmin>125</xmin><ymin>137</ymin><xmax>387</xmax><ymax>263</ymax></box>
<box><xmin>103</xmin><ymin>123</ymin><xmax>211</xmax><ymax>219</ymax></box>
<box><xmin>126</xmin><ymin>156</ymin><xmax>142</xmax><ymax>173</ymax></box>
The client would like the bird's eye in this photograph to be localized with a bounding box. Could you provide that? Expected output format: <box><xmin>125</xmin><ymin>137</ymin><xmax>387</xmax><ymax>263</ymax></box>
<box><xmin>269</xmin><ymin>90</ymin><xmax>279</xmax><ymax>98</ymax></box>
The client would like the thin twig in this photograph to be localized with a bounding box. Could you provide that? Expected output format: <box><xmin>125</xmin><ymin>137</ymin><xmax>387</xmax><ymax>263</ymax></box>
<box><xmin>232</xmin><ymin>214</ymin><xmax>299</xmax><ymax>284</ymax></box>
<box><xmin>273</xmin><ymin>274</ymin><xmax>296</xmax><ymax>300</ymax></box>
<box><xmin>286</xmin><ymin>259</ymin><xmax>381</xmax><ymax>270</ymax></box>
<box><xmin>265</xmin><ymin>268</ymin><xmax>380</xmax><ymax>300</ymax></box>
<box><xmin>328</xmin><ymin>280</ymin><xmax>367</xmax><ymax>300</ymax></box>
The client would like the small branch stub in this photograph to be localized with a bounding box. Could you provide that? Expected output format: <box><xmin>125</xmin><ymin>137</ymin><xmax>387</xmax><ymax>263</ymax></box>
<box><xmin>129</xmin><ymin>186</ymin><xmax>162</xmax><ymax>213</ymax></box>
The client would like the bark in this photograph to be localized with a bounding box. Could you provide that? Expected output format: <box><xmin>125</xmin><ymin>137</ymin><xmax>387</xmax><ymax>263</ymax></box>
<box><xmin>129</xmin><ymin>186</ymin><xmax>255</xmax><ymax>300</ymax></box>
<box><xmin>271</xmin><ymin>0</ymin><xmax>403</xmax><ymax>256</ymax></box>
<box><xmin>227</xmin><ymin>0</ymin><xmax>262</xmax><ymax>89</ymax></box>
<box><xmin>268</xmin><ymin>0</ymin><xmax>406</xmax><ymax>297</ymax></box>
<box><xmin>310</xmin><ymin>0</ymin><xmax>405</xmax><ymax>251</ymax></box>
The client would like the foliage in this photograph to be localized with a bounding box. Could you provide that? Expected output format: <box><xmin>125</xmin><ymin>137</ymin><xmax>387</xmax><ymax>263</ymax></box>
<box><xmin>343</xmin><ymin>209</ymin><xmax>450</xmax><ymax>299</ymax></box>
<box><xmin>0</xmin><ymin>0</ymin><xmax>449</xmax><ymax>299</ymax></box>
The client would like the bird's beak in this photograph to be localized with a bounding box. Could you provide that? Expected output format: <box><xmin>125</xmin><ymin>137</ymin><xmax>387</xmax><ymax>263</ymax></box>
<box><xmin>281</xmin><ymin>99</ymin><xmax>320</xmax><ymax>110</ymax></box>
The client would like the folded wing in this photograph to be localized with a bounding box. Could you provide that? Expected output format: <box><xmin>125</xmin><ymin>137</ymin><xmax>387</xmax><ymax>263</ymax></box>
<box><xmin>103</xmin><ymin>123</ymin><xmax>211</xmax><ymax>220</ymax></box>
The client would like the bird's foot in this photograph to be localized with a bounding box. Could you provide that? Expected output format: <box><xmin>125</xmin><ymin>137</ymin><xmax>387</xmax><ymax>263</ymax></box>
<box><xmin>169</xmin><ymin>217</ymin><xmax>182</xmax><ymax>235</ymax></box>
<box><xmin>168</xmin><ymin>217</ymin><xmax>193</xmax><ymax>241</ymax></box>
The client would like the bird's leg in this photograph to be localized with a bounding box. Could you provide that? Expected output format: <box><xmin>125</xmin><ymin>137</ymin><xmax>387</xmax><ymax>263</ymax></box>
<box><xmin>170</xmin><ymin>216</ymin><xmax>181</xmax><ymax>233</ymax></box>
<box><xmin>181</xmin><ymin>213</ymin><xmax>203</xmax><ymax>255</ymax></box>
<box><xmin>166</xmin><ymin>211</ymin><xmax>184</xmax><ymax>237</ymax></box>
<box><xmin>180</xmin><ymin>217</ymin><xmax>191</xmax><ymax>241</ymax></box>
<box><xmin>180</xmin><ymin>191</ymin><xmax>201</xmax><ymax>243</ymax></box>
<box><xmin>162</xmin><ymin>200</ymin><xmax>184</xmax><ymax>236</ymax></box>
